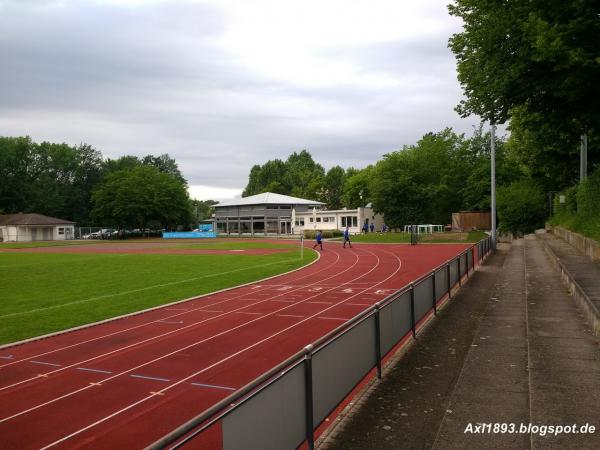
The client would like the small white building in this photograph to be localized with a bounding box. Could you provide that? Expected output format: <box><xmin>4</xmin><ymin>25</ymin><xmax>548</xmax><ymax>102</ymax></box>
<box><xmin>294</xmin><ymin>205</ymin><xmax>384</xmax><ymax>235</ymax></box>
<box><xmin>0</xmin><ymin>213</ymin><xmax>75</xmax><ymax>242</ymax></box>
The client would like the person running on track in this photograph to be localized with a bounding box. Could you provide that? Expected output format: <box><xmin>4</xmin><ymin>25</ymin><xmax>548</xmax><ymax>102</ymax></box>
<box><xmin>312</xmin><ymin>230</ymin><xmax>323</xmax><ymax>250</ymax></box>
<box><xmin>343</xmin><ymin>226</ymin><xmax>352</xmax><ymax>248</ymax></box>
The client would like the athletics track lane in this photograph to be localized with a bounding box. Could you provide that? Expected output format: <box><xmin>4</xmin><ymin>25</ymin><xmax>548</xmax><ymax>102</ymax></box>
<box><xmin>0</xmin><ymin>243</ymin><xmax>470</xmax><ymax>449</ymax></box>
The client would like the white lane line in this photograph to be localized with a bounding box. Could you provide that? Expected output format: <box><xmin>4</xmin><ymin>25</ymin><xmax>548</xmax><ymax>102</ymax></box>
<box><xmin>270</xmin><ymin>299</ymin><xmax>296</xmax><ymax>303</ymax></box>
<box><xmin>318</xmin><ymin>317</ymin><xmax>349</xmax><ymax>321</ymax></box>
<box><xmin>76</xmin><ymin>368</ymin><xmax>112</xmax><ymax>375</ymax></box>
<box><xmin>277</xmin><ymin>314</ymin><xmax>304</xmax><ymax>318</ymax></box>
<box><xmin>190</xmin><ymin>382</ymin><xmax>236</xmax><ymax>391</ymax></box>
<box><xmin>0</xmin><ymin>355</ymin><xmax>14</xmax><ymax>360</ymax></box>
<box><xmin>30</xmin><ymin>360</ymin><xmax>62</xmax><ymax>367</ymax></box>
<box><xmin>130</xmin><ymin>374</ymin><xmax>170</xmax><ymax>383</ymax></box>
<box><xmin>234</xmin><ymin>312</ymin><xmax>263</xmax><ymax>316</ymax></box>
<box><xmin>158</xmin><ymin>320</ymin><xmax>184</xmax><ymax>325</ymax></box>
<box><xmin>199</xmin><ymin>310</ymin><xmax>225</xmax><ymax>313</ymax></box>
<box><xmin>37</xmin><ymin>248</ymin><xmax>401</xmax><ymax>449</ymax></box>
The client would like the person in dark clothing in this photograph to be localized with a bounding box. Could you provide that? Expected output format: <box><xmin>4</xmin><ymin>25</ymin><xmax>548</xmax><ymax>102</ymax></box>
<box><xmin>369</xmin><ymin>223</ymin><xmax>374</xmax><ymax>233</ymax></box>
<box><xmin>312</xmin><ymin>230</ymin><xmax>323</xmax><ymax>250</ymax></box>
<box><xmin>343</xmin><ymin>226</ymin><xmax>352</xmax><ymax>248</ymax></box>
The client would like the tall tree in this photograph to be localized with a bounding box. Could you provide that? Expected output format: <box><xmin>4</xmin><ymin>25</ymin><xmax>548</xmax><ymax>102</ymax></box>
<box><xmin>91</xmin><ymin>165</ymin><xmax>191</xmax><ymax>230</ymax></box>
<box><xmin>320</xmin><ymin>166</ymin><xmax>346</xmax><ymax>210</ymax></box>
<box><xmin>448</xmin><ymin>0</ymin><xmax>600</xmax><ymax>182</ymax></box>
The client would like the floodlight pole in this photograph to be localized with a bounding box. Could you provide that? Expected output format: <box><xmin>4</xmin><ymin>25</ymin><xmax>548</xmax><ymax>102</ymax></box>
<box><xmin>490</xmin><ymin>124</ymin><xmax>497</xmax><ymax>250</ymax></box>
<box><xmin>580</xmin><ymin>133</ymin><xmax>588</xmax><ymax>183</ymax></box>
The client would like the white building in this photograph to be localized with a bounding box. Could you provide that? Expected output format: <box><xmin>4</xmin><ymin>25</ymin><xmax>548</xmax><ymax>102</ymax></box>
<box><xmin>294</xmin><ymin>205</ymin><xmax>384</xmax><ymax>235</ymax></box>
<box><xmin>213</xmin><ymin>192</ymin><xmax>384</xmax><ymax>236</ymax></box>
<box><xmin>0</xmin><ymin>213</ymin><xmax>75</xmax><ymax>242</ymax></box>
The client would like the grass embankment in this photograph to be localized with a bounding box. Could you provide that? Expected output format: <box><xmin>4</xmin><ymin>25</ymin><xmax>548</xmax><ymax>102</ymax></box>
<box><xmin>549</xmin><ymin>215</ymin><xmax>600</xmax><ymax>242</ymax></box>
<box><xmin>0</xmin><ymin>245</ymin><xmax>316</xmax><ymax>345</ymax></box>
<box><xmin>342</xmin><ymin>231</ymin><xmax>488</xmax><ymax>244</ymax></box>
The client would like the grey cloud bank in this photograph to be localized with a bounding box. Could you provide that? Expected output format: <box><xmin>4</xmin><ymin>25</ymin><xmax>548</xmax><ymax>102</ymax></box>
<box><xmin>0</xmin><ymin>0</ymin><xmax>485</xmax><ymax>198</ymax></box>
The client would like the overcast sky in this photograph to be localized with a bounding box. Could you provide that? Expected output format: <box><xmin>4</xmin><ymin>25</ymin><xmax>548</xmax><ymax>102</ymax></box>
<box><xmin>0</xmin><ymin>0</ymin><xmax>486</xmax><ymax>201</ymax></box>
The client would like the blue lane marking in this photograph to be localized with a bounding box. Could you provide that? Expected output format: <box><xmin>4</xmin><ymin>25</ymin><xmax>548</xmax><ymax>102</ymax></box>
<box><xmin>190</xmin><ymin>382</ymin><xmax>236</xmax><ymax>391</ymax></box>
<box><xmin>31</xmin><ymin>360</ymin><xmax>62</xmax><ymax>367</ymax></box>
<box><xmin>76</xmin><ymin>367</ymin><xmax>113</xmax><ymax>374</ymax></box>
<box><xmin>130</xmin><ymin>374</ymin><xmax>170</xmax><ymax>382</ymax></box>
<box><xmin>0</xmin><ymin>355</ymin><xmax>14</xmax><ymax>360</ymax></box>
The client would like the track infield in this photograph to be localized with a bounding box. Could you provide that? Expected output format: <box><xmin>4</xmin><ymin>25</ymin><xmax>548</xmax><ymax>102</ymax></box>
<box><xmin>0</xmin><ymin>240</ymin><xmax>473</xmax><ymax>449</ymax></box>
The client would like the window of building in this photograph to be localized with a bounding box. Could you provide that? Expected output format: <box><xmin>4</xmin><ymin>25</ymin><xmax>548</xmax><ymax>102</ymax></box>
<box><xmin>295</xmin><ymin>219</ymin><xmax>305</xmax><ymax>226</ymax></box>
<box><xmin>309</xmin><ymin>217</ymin><xmax>314</xmax><ymax>223</ymax></box>
<box><xmin>58</xmin><ymin>227</ymin><xmax>65</xmax><ymax>235</ymax></box>
<box><xmin>316</xmin><ymin>217</ymin><xmax>321</xmax><ymax>222</ymax></box>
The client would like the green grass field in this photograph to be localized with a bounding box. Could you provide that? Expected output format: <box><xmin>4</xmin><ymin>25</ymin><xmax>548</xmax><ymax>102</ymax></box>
<box><xmin>343</xmin><ymin>231</ymin><xmax>488</xmax><ymax>244</ymax></box>
<box><xmin>0</xmin><ymin>245</ymin><xmax>316</xmax><ymax>345</ymax></box>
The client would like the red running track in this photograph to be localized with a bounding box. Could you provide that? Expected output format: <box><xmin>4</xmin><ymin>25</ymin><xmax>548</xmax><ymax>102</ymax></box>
<box><xmin>0</xmin><ymin>242</ymin><xmax>471</xmax><ymax>449</ymax></box>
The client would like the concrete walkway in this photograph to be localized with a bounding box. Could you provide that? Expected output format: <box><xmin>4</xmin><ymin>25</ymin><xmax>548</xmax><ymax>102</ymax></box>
<box><xmin>325</xmin><ymin>234</ymin><xmax>600</xmax><ymax>449</ymax></box>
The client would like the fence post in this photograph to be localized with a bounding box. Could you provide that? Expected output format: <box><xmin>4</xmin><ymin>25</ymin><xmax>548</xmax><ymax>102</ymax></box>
<box><xmin>374</xmin><ymin>303</ymin><xmax>382</xmax><ymax>379</ymax></box>
<box><xmin>431</xmin><ymin>270</ymin><xmax>437</xmax><ymax>315</ymax></box>
<box><xmin>446</xmin><ymin>261</ymin><xmax>451</xmax><ymax>300</ymax></box>
<box><xmin>409</xmin><ymin>283</ymin><xmax>416</xmax><ymax>338</ymax></box>
<box><xmin>472</xmin><ymin>247</ymin><xmax>475</xmax><ymax>272</ymax></box>
<box><xmin>304</xmin><ymin>344</ymin><xmax>315</xmax><ymax>450</ymax></box>
<box><xmin>458</xmin><ymin>255</ymin><xmax>462</xmax><ymax>287</ymax></box>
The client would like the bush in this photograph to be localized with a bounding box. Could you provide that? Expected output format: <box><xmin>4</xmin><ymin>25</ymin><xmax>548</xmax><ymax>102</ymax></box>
<box><xmin>303</xmin><ymin>229</ymin><xmax>343</xmax><ymax>239</ymax></box>
<box><xmin>577</xmin><ymin>167</ymin><xmax>600</xmax><ymax>218</ymax></box>
<box><xmin>497</xmin><ymin>179</ymin><xmax>546</xmax><ymax>237</ymax></box>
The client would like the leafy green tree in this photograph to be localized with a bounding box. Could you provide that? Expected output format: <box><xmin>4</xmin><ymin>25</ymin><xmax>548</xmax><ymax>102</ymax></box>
<box><xmin>342</xmin><ymin>166</ymin><xmax>373</xmax><ymax>208</ymax></box>
<box><xmin>497</xmin><ymin>179</ymin><xmax>546</xmax><ymax>236</ymax></box>
<box><xmin>91</xmin><ymin>166</ymin><xmax>191</xmax><ymax>230</ymax></box>
<box><xmin>320</xmin><ymin>166</ymin><xmax>346</xmax><ymax>209</ymax></box>
<box><xmin>448</xmin><ymin>0</ymin><xmax>600</xmax><ymax>186</ymax></box>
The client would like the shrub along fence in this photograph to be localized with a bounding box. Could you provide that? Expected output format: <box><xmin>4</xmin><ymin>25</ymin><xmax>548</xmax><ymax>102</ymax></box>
<box><xmin>147</xmin><ymin>237</ymin><xmax>493</xmax><ymax>450</ymax></box>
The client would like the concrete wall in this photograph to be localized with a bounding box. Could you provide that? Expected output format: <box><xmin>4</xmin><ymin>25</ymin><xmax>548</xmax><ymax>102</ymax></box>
<box><xmin>553</xmin><ymin>226</ymin><xmax>600</xmax><ymax>261</ymax></box>
<box><xmin>0</xmin><ymin>225</ymin><xmax>74</xmax><ymax>242</ymax></box>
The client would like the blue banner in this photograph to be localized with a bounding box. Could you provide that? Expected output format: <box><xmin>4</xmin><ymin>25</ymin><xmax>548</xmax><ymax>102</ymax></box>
<box><xmin>162</xmin><ymin>232</ymin><xmax>217</xmax><ymax>239</ymax></box>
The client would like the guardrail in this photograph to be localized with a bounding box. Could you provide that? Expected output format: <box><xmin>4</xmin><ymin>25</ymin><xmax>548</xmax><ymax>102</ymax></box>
<box><xmin>147</xmin><ymin>236</ymin><xmax>493</xmax><ymax>450</ymax></box>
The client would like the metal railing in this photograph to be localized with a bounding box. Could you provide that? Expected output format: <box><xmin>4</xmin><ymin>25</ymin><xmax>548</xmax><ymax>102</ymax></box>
<box><xmin>147</xmin><ymin>236</ymin><xmax>493</xmax><ymax>450</ymax></box>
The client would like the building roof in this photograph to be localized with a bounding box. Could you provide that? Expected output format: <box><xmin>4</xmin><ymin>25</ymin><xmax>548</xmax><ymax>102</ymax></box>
<box><xmin>0</xmin><ymin>213</ymin><xmax>75</xmax><ymax>226</ymax></box>
<box><xmin>216</xmin><ymin>192</ymin><xmax>324</xmax><ymax>207</ymax></box>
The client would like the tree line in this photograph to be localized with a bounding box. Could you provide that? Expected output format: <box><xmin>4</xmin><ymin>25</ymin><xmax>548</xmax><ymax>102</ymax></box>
<box><xmin>0</xmin><ymin>136</ymin><xmax>214</xmax><ymax>230</ymax></box>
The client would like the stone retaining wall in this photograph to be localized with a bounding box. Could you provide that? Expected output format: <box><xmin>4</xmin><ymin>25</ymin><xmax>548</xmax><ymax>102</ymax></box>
<box><xmin>553</xmin><ymin>226</ymin><xmax>600</xmax><ymax>261</ymax></box>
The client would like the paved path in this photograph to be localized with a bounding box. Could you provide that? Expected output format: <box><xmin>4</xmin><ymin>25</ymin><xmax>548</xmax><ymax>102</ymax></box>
<box><xmin>326</xmin><ymin>234</ymin><xmax>600</xmax><ymax>449</ymax></box>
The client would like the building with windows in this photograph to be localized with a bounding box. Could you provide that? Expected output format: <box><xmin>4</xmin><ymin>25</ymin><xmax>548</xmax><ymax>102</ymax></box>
<box><xmin>213</xmin><ymin>192</ymin><xmax>384</xmax><ymax>236</ymax></box>
<box><xmin>0</xmin><ymin>213</ymin><xmax>75</xmax><ymax>242</ymax></box>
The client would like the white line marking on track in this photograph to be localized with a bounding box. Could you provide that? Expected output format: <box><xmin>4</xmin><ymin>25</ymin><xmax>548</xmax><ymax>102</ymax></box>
<box><xmin>130</xmin><ymin>374</ymin><xmax>170</xmax><ymax>382</ymax></box>
<box><xmin>318</xmin><ymin>317</ymin><xmax>349</xmax><ymax>321</ymax></box>
<box><xmin>277</xmin><ymin>314</ymin><xmax>304</xmax><ymax>318</ymax></box>
<box><xmin>30</xmin><ymin>360</ymin><xmax>62</xmax><ymax>367</ymax></box>
<box><xmin>190</xmin><ymin>382</ymin><xmax>236</xmax><ymax>391</ymax></box>
<box><xmin>0</xmin><ymin>355</ymin><xmax>14</xmax><ymax>360</ymax></box>
<box><xmin>270</xmin><ymin>299</ymin><xmax>296</xmax><ymax>303</ymax></box>
<box><xmin>235</xmin><ymin>311</ymin><xmax>263</xmax><ymax>315</ymax></box>
<box><xmin>158</xmin><ymin>320</ymin><xmax>184</xmax><ymax>324</ymax></box>
<box><xmin>76</xmin><ymin>367</ymin><xmax>112</xmax><ymax>374</ymax></box>
<box><xmin>307</xmin><ymin>301</ymin><xmax>333</xmax><ymax>305</ymax></box>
